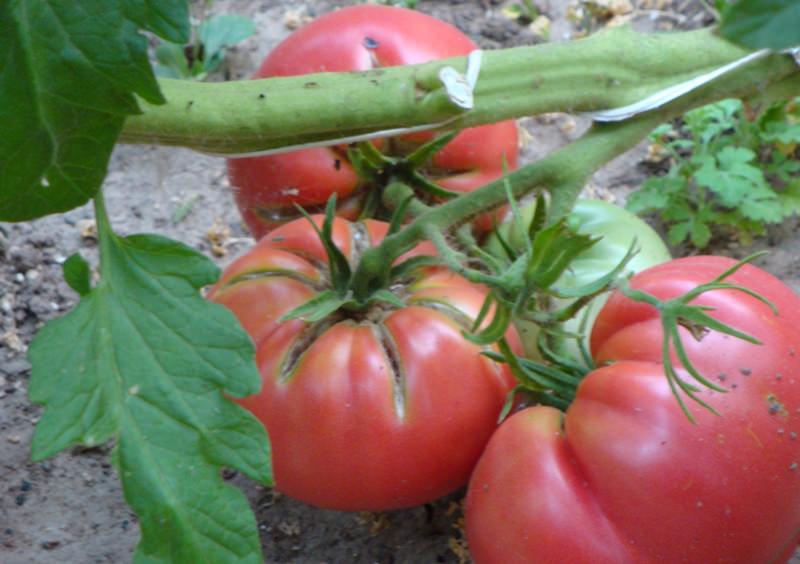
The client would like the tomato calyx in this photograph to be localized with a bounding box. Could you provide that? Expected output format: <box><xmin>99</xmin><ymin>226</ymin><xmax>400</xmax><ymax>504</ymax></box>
<box><xmin>347</xmin><ymin>132</ymin><xmax>466</xmax><ymax>219</ymax></box>
<box><xmin>423</xmin><ymin>196</ymin><xmax>639</xmax><ymax>414</ymax></box>
<box><xmin>614</xmin><ymin>251</ymin><xmax>778</xmax><ymax>422</ymax></box>
<box><xmin>279</xmin><ymin>197</ymin><xmax>437</xmax><ymax>323</ymax></box>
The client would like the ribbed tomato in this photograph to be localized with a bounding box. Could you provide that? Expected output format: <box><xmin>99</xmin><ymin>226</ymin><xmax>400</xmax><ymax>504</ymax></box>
<box><xmin>210</xmin><ymin>216</ymin><xmax>516</xmax><ymax>510</ymax></box>
<box><xmin>466</xmin><ymin>256</ymin><xmax>800</xmax><ymax>563</ymax></box>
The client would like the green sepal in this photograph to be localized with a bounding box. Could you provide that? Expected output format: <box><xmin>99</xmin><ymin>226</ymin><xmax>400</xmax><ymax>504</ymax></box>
<box><xmin>527</xmin><ymin>193</ymin><xmax>548</xmax><ymax>247</ymax></box>
<box><xmin>368</xmin><ymin>289</ymin><xmax>406</xmax><ymax>309</ymax></box>
<box><xmin>554</xmin><ymin>241</ymin><xmax>637</xmax><ymax>299</ymax></box>
<box><xmin>616</xmin><ymin>252</ymin><xmax>775</xmax><ymax>423</ymax></box>
<box><xmin>279</xmin><ymin>289</ymin><xmax>349</xmax><ymax>323</ymax></box>
<box><xmin>296</xmin><ymin>196</ymin><xmax>352</xmax><ymax>294</ymax></box>
<box><xmin>389</xmin><ymin>255</ymin><xmax>440</xmax><ymax>280</ymax></box>
<box><xmin>405</xmin><ymin>131</ymin><xmax>458</xmax><ymax>168</ymax></box>
<box><xmin>387</xmin><ymin>193</ymin><xmax>415</xmax><ymax>236</ymax></box>
<box><xmin>409</xmin><ymin>171</ymin><xmax>461</xmax><ymax>200</ymax></box>
<box><xmin>465</xmin><ymin>300</ymin><xmax>512</xmax><ymax>346</ymax></box>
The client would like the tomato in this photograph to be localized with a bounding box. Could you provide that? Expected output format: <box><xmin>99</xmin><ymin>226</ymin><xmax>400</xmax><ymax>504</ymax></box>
<box><xmin>209</xmin><ymin>216</ymin><xmax>516</xmax><ymax>510</ymax></box>
<box><xmin>485</xmin><ymin>199</ymin><xmax>671</xmax><ymax>358</ymax></box>
<box><xmin>226</xmin><ymin>5</ymin><xmax>518</xmax><ymax>239</ymax></box>
<box><xmin>465</xmin><ymin>256</ymin><xmax>800</xmax><ymax>563</ymax></box>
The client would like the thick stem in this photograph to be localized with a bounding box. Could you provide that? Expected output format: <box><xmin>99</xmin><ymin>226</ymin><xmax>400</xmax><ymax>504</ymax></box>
<box><xmin>120</xmin><ymin>28</ymin><xmax>798</xmax><ymax>154</ymax></box>
<box><xmin>350</xmin><ymin>66</ymin><xmax>800</xmax><ymax>301</ymax></box>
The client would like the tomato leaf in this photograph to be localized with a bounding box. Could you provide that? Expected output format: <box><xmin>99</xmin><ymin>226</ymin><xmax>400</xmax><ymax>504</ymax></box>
<box><xmin>28</xmin><ymin>195</ymin><xmax>271</xmax><ymax>563</ymax></box>
<box><xmin>62</xmin><ymin>252</ymin><xmax>92</xmax><ymax>297</ymax></box>
<box><xmin>200</xmin><ymin>15</ymin><xmax>256</xmax><ymax>73</ymax></box>
<box><xmin>719</xmin><ymin>0</ymin><xmax>800</xmax><ymax>50</ymax></box>
<box><xmin>0</xmin><ymin>0</ymin><xmax>189</xmax><ymax>222</ymax></box>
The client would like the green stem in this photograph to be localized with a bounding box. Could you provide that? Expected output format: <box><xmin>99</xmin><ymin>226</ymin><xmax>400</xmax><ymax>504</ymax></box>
<box><xmin>350</xmin><ymin>116</ymin><xmax>658</xmax><ymax>301</ymax></box>
<box><xmin>120</xmin><ymin>27</ymin><xmax>798</xmax><ymax>154</ymax></box>
<box><xmin>350</xmin><ymin>55</ymin><xmax>800</xmax><ymax>301</ymax></box>
<box><xmin>93</xmin><ymin>189</ymin><xmax>117</xmax><ymax>282</ymax></box>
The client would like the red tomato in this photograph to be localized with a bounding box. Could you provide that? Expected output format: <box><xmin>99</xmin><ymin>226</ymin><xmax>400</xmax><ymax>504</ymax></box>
<box><xmin>465</xmin><ymin>256</ymin><xmax>800</xmax><ymax>563</ymax></box>
<box><xmin>227</xmin><ymin>5</ymin><xmax>518</xmax><ymax>239</ymax></box>
<box><xmin>209</xmin><ymin>216</ymin><xmax>516</xmax><ymax>510</ymax></box>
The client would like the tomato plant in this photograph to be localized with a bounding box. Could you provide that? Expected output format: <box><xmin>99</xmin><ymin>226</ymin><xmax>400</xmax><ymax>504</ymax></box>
<box><xmin>465</xmin><ymin>256</ymin><xmax>800</xmax><ymax>563</ymax></box>
<box><xmin>209</xmin><ymin>215</ymin><xmax>516</xmax><ymax>510</ymax></box>
<box><xmin>7</xmin><ymin>0</ymin><xmax>800</xmax><ymax>560</ymax></box>
<box><xmin>226</xmin><ymin>4</ymin><xmax>519</xmax><ymax>238</ymax></box>
<box><xmin>486</xmin><ymin>198</ymin><xmax>671</xmax><ymax>357</ymax></box>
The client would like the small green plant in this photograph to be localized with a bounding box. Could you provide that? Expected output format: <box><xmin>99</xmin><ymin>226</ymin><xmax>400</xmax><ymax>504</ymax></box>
<box><xmin>155</xmin><ymin>14</ymin><xmax>255</xmax><ymax>80</ymax></box>
<box><xmin>503</xmin><ymin>0</ymin><xmax>541</xmax><ymax>25</ymax></box>
<box><xmin>627</xmin><ymin>97</ymin><xmax>800</xmax><ymax>248</ymax></box>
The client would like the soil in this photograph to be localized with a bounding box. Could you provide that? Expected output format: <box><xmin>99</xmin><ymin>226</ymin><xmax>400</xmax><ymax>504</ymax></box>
<box><xmin>1</xmin><ymin>1</ymin><xmax>798</xmax><ymax>562</ymax></box>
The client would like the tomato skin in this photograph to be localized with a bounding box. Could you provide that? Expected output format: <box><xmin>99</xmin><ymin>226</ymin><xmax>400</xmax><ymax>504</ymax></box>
<box><xmin>227</xmin><ymin>5</ymin><xmax>518</xmax><ymax>239</ymax></box>
<box><xmin>466</xmin><ymin>256</ymin><xmax>800</xmax><ymax>563</ymax></box>
<box><xmin>210</xmin><ymin>216</ymin><xmax>516</xmax><ymax>510</ymax></box>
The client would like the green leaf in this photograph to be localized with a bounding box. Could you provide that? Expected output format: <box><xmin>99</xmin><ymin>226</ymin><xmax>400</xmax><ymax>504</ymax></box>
<box><xmin>690</xmin><ymin>221</ymin><xmax>712</xmax><ymax>248</ymax></box>
<box><xmin>719</xmin><ymin>0</ymin><xmax>800</xmax><ymax>50</ymax></box>
<box><xmin>200</xmin><ymin>14</ymin><xmax>256</xmax><ymax>73</ymax></box>
<box><xmin>626</xmin><ymin>176</ymin><xmax>686</xmax><ymax>213</ymax></box>
<box><xmin>154</xmin><ymin>42</ymin><xmax>192</xmax><ymax>79</ymax></box>
<box><xmin>28</xmin><ymin>201</ymin><xmax>271</xmax><ymax>563</ymax></box>
<box><xmin>668</xmin><ymin>221</ymin><xmax>692</xmax><ymax>245</ymax></box>
<box><xmin>121</xmin><ymin>0</ymin><xmax>190</xmax><ymax>44</ymax></box>
<box><xmin>695</xmin><ymin>147</ymin><xmax>770</xmax><ymax>208</ymax></box>
<box><xmin>761</xmin><ymin>121</ymin><xmax>800</xmax><ymax>145</ymax></box>
<box><xmin>0</xmin><ymin>0</ymin><xmax>189</xmax><ymax>221</ymax></box>
<box><xmin>739</xmin><ymin>194</ymin><xmax>783</xmax><ymax>222</ymax></box>
<box><xmin>778</xmin><ymin>181</ymin><xmax>800</xmax><ymax>216</ymax></box>
<box><xmin>683</xmin><ymin>99</ymin><xmax>741</xmax><ymax>147</ymax></box>
<box><xmin>63</xmin><ymin>253</ymin><xmax>92</xmax><ymax>296</ymax></box>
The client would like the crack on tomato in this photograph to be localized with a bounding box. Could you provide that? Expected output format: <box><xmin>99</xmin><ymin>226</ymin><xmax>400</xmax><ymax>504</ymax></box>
<box><xmin>374</xmin><ymin>323</ymin><xmax>406</xmax><ymax>420</ymax></box>
<box><xmin>349</xmin><ymin>221</ymin><xmax>372</xmax><ymax>266</ymax></box>
<box><xmin>219</xmin><ymin>269</ymin><xmax>326</xmax><ymax>292</ymax></box>
<box><xmin>278</xmin><ymin>318</ymin><xmax>341</xmax><ymax>383</ymax></box>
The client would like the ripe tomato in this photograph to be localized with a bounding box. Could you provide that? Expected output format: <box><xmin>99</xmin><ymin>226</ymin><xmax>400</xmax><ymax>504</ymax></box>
<box><xmin>209</xmin><ymin>216</ymin><xmax>516</xmax><ymax>510</ymax></box>
<box><xmin>485</xmin><ymin>199</ymin><xmax>671</xmax><ymax>358</ymax></box>
<box><xmin>465</xmin><ymin>256</ymin><xmax>800</xmax><ymax>563</ymax></box>
<box><xmin>226</xmin><ymin>5</ymin><xmax>518</xmax><ymax>239</ymax></box>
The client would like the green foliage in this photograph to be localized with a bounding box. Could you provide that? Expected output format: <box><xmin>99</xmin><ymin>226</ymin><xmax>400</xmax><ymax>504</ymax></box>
<box><xmin>627</xmin><ymin>98</ymin><xmax>800</xmax><ymax>249</ymax></box>
<box><xmin>719</xmin><ymin>0</ymin><xmax>800</xmax><ymax>50</ymax></box>
<box><xmin>28</xmin><ymin>194</ymin><xmax>272</xmax><ymax>563</ymax></box>
<box><xmin>502</xmin><ymin>0</ymin><xmax>541</xmax><ymax>25</ymax></box>
<box><xmin>362</xmin><ymin>0</ymin><xmax>419</xmax><ymax>9</ymax></box>
<box><xmin>0</xmin><ymin>0</ymin><xmax>189</xmax><ymax>222</ymax></box>
<box><xmin>155</xmin><ymin>14</ymin><xmax>256</xmax><ymax>80</ymax></box>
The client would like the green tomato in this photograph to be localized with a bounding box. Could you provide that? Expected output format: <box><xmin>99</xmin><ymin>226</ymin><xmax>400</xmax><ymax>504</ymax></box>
<box><xmin>486</xmin><ymin>198</ymin><xmax>671</xmax><ymax>359</ymax></box>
